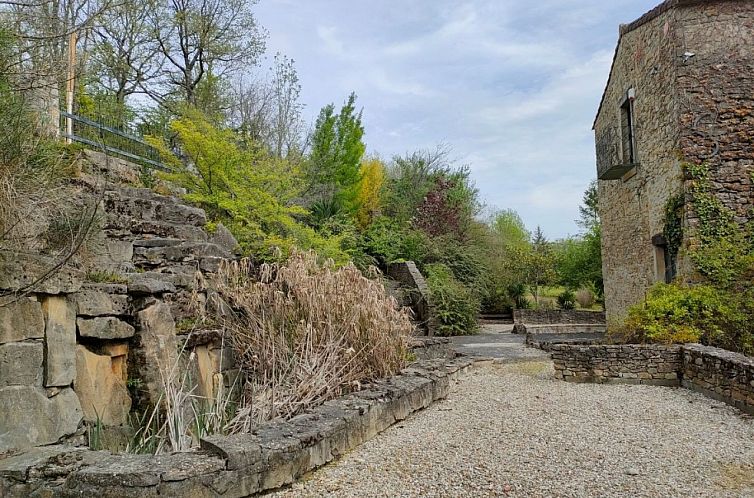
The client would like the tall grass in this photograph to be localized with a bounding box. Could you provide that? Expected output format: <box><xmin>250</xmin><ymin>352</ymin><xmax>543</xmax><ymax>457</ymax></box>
<box><xmin>204</xmin><ymin>250</ymin><xmax>413</xmax><ymax>431</ymax></box>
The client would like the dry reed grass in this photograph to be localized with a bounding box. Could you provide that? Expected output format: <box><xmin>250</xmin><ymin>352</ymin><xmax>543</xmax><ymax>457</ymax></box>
<box><xmin>204</xmin><ymin>250</ymin><xmax>413</xmax><ymax>431</ymax></box>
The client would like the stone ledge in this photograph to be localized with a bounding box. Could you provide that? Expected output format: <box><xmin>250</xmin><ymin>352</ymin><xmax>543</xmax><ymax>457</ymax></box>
<box><xmin>1</xmin><ymin>357</ymin><xmax>475</xmax><ymax>497</ymax></box>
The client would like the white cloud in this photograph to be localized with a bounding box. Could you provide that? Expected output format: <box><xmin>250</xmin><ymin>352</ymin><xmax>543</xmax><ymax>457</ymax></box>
<box><xmin>256</xmin><ymin>0</ymin><xmax>660</xmax><ymax>237</ymax></box>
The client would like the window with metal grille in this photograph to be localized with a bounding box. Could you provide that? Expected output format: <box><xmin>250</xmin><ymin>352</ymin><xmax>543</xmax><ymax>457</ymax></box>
<box><xmin>620</xmin><ymin>90</ymin><xmax>637</xmax><ymax>165</ymax></box>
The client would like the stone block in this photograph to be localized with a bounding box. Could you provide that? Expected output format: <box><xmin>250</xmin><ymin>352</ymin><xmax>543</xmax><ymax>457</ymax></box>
<box><xmin>74</xmin><ymin>345</ymin><xmax>131</xmax><ymax>426</ymax></box>
<box><xmin>75</xmin><ymin>289</ymin><xmax>130</xmax><ymax>316</ymax></box>
<box><xmin>0</xmin><ymin>251</ymin><xmax>82</xmax><ymax>294</ymax></box>
<box><xmin>0</xmin><ymin>386</ymin><xmax>82</xmax><ymax>452</ymax></box>
<box><xmin>0</xmin><ymin>342</ymin><xmax>43</xmax><ymax>387</ymax></box>
<box><xmin>132</xmin><ymin>301</ymin><xmax>178</xmax><ymax>408</ymax></box>
<box><xmin>41</xmin><ymin>296</ymin><xmax>77</xmax><ymax>387</ymax></box>
<box><xmin>0</xmin><ymin>297</ymin><xmax>44</xmax><ymax>344</ymax></box>
<box><xmin>78</xmin><ymin>317</ymin><xmax>135</xmax><ymax>340</ymax></box>
<box><xmin>127</xmin><ymin>275</ymin><xmax>177</xmax><ymax>295</ymax></box>
<box><xmin>208</xmin><ymin>222</ymin><xmax>241</xmax><ymax>255</ymax></box>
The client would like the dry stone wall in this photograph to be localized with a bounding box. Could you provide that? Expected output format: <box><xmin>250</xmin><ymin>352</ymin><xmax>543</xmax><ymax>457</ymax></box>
<box><xmin>551</xmin><ymin>343</ymin><xmax>754</xmax><ymax>414</ymax></box>
<box><xmin>387</xmin><ymin>261</ymin><xmax>435</xmax><ymax>336</ymax></box>
<box><xmin>682</xmin><ymin>344</ymin><xmax>754</xmax><ymax>415</ymax></box>
<box><xmin>0</xmin><ymin>153</ymin><xmax>239</xmax><ymax>455</ymax></box>
<box><xmin>550</xmin><ymin>344</ymin><xmax>682</xmax><ymax>385</ymax></box>
<box><xmin>513</xmin><ymin>310</ymin><xmax>606</xmax><ymax>326</ymax></box>
<box><xmin>0</xmin><ymin>357</ymin><xmax>474</xmax><ymax>497</ymax></box>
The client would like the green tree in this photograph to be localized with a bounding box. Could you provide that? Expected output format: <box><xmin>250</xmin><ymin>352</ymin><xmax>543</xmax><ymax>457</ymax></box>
<box><xmin>307</xmin><ymin>92</ymin><xmax>365</xmax><ymax>213</ymax></box>
<box><xmin>527</xmin><ymin>226</ymin><xmax>556</xmax><ymax>305</ymax></box>
<box><xmin>578</xmin><ymin>180</ymin><xmax>600</xmax><ymax>230</ymax></box>
<box><xmin>151</xmin><ymin>108</ymin><xmax>349</xmax><ymax>262</ymax></box>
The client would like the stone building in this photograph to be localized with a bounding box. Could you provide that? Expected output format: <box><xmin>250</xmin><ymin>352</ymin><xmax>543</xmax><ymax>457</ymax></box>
<box><xmin>594</xmin><ymin>0</ymin><xmax>754</xmax><ymax>321</ymax></box>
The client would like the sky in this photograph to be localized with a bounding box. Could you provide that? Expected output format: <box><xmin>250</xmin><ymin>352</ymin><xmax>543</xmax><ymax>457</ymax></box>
<box><xmin>254</xmin><ymin>0</ymin><xmax>660</xmax><ymax>239</ymax></box>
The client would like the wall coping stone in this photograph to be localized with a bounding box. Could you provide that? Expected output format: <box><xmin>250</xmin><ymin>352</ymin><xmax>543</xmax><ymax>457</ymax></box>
<box><xmin>1</xmin><ymin>356</ymin><xmax>475</xmax><ymax>497</ymax></box>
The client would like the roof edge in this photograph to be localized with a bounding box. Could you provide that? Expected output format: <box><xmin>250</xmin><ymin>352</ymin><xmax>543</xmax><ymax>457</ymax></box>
<box><xmin>593</xmin><ymin>0</ymin><xmax>720</xmax><ymax>130</ymax></box>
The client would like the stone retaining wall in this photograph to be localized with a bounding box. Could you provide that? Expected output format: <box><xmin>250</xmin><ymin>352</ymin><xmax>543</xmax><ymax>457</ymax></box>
<box><xmin>513</xmin><ymin>309</ymin><xmax>606</xmax><ymax>326</ymax></box>
<box><xmin>682</xmin><ymin>344</ymin><xmax>754</xmax><ymax>415</ymax></box>
<box><xmin>0</xmin><ymin>357</ymin><xmax>474</xmax><ymax>497</ymax></box>
<box><xmin>552</xmin><ymin>343</ymin><xmax>754</xmax><ymax>414</ymax></box>
<box><xmin>550</xmin><ymin>344</ymin><xmax>682</xmax><ymax>386</ymax></box>
<box><xmin>409</xmin><ymin>337</ymin><xmax>453</xmax><ymax>360</ymax></box>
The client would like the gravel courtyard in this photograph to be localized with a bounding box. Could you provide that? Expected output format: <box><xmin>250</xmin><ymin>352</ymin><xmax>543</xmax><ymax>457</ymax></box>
<box><xmin>272</xmin><ymin>359</ymin><xmax>754</xmax><ymax>498</ymax></box>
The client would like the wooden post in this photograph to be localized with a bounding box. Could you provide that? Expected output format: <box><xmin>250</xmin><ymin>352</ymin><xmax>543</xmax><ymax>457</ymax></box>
<box><xmin>65</xmin><ymin>30</ymin><xmax>77</xmax><ymax>144</ymax></box>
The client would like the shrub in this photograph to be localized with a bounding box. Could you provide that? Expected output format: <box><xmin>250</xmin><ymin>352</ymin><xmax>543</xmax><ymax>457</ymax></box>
<box><xmin>424</xmin><ymin>263</ymin><xmax>480</xmax><ymax>337</ymax></box>
<box><xmin>204</xmin><ymin>250</ymin><xmax>412</xmax><ymax>430</ymax></box>
<box><xmin>557</xmin><ymin>289</ymin><xmax>576</xmax><ymax>310</ymax></box>
<box><xmin>360</xmin><ymin>217</ymin><xmax>428</xmax><ymax>267</ymax></box>
<box><xmin>575</xmin><ymin>288</ymin><xmax>595</xmax><ymax>308</ymax></box>
<box><xmin>615</xmin><ymin>283</ymin><xmax>749</xmax><ymax>350</ymax></box>
<box><xmin>507</xmin><ymin>283</ymin><xmax>531</xmax><ymax>309</ymax></box>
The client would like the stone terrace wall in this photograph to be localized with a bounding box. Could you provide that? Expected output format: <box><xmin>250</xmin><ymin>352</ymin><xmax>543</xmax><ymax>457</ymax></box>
<box><xmin>0</xmin><ymin>153</ymin><xmax>240</xmax><ymax>455</ymax></box>
<box><xmin>550</xmin><ymin>344</ymin><xmax>682</xmax><ymax>386</ymax></box>
<box><xmin>682</xmin><ymin>344</ymin><xmax>754</xmax><ymax>415</ymax></box>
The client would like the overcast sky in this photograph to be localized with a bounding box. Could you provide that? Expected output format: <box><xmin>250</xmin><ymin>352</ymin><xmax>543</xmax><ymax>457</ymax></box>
<box><xmin>254</xmin><ymin>0</ymin><xmax>659</xmax><ymax>239</ymax></box>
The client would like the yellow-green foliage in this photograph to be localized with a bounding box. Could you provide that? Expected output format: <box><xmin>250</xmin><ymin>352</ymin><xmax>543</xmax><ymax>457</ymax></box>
<box><xmin>425</xmin><ymin>263</ymin><xmax>480</xmax><ymax>337</ymax></box>
<box><xmin>617</xmin><ymin>283</ymin><xmax>751</xmax><ymax>353</ymax></box>
<box><xmin>355</xmin><ymin>157</ymin><xmax>385</xmax><ymax>229</ymax></box>
<box><xmin>152</xmin><ymin>109</ymin><xmax>350</xmax><ymax>262</ymax></box>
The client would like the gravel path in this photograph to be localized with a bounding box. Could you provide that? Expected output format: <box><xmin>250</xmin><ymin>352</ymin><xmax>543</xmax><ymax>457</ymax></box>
<box><xmin>271</xmin><ymin>360</ymin><xmax>754</xmax><ymax>497</ymax></box>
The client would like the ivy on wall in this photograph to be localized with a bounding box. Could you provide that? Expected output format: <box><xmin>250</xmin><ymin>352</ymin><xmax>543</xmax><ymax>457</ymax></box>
<box><xmin>682</xmin><ymin>162</ymin><xmax>754</xmax><ymax>287</ymax></box>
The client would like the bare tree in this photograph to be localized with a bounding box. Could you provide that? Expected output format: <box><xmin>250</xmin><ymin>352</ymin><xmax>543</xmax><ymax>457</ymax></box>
<box><xmin>0</xmin><ymin>0</ymin><xmax>113</xmax><ymax>89</ymax></box>
<box><xmin>228</xmin><ymin>54</ymin><xmax>305</xmax><ymax>158</ymax></box>
<box><xmin>88</xmin><ymin>0</ymin><xmax>161</xmax><ymax>104</ymax></box>
<box><xmin>150</xmin><ymin>0</ymin><xmax>266</xmax><ymax>105</ymax></box>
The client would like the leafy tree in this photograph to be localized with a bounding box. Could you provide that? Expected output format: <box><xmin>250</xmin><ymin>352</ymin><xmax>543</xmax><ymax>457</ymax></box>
<box><xmin>355</xmin><ymin>157</ymin><xmax>385</xmax><ymax>229</ymax></box>
<box><xmin>89</xmin><ymin>0</ymin><xmax>161</xmax><ymax>105</ymax></box>
<box><xmin>527</xmin><ymin>226</ymin><xmax>556</xmax><ymax>305</ymax></box>
<box><xmin>578</xmin><ymin>179</ymin><xmax>600</xmax><ymax>230</ymax></box>
<box><xmin>307</xmin><ymin>92</ymin><xmax>365</xmax><ymax>212</ymax></box>
<box><xmin>383</xmin><ymin>146</ymin><xmax>450</xmax><ymax>224</ymax></box>
<box><xmin>151</xmin><ymin>108</ymin><xmax>350</xmax><ymax>261</ymax></box>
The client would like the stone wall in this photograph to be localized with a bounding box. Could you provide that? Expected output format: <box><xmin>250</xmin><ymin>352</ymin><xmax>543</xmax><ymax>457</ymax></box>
<box><xmin>513</xmin><ymin>309</ymin><xmax>606</xmax><ymax>326</ymax></box>
<box><xmin>550</xmin><ymin>344</ymin><xmax>682</xmax><ymax>385</ymax></box>
<box><xmin>0</xmin><ymin>357</ymin><xmax>474</xmax><ymax>497</ymax></box>
<box><xmin>595</xmin><ymin>3</ymin><xmax>683</xmax><ymax>322</ymax></box>
<box><xmin>595</xmin><ymin>1</ymin><xmax>754</xmax><ymax>321</ymax></box>
<box><xmin>682</xmin><ymin>344</ymin><xmax>754</xmax><ymax>415</ymax></box>
<box><xmin>552</xmin><ymin>342</ymin><xmax>754</xmax><ymax>415</ymax></box>
<box><xmin>0</xmin><ymin>154</ymin><xmax>239</xmax><ymax>455</ymax></box>
<box><xmin>386</xmin><ymin>261</ymin><xmax>434</xmax><ymax>336</ymax></box>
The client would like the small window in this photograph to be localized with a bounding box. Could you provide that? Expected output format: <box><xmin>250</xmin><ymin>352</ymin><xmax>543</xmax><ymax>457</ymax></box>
<box><xmin>620</xmin><ymin>89</ymin><xmax>637</xmax><ymax>165</ymax></box>
<box><xmin>652</xmin><ymin>234</ymin><xmax>677</xmax><ymax>284</ymax></box>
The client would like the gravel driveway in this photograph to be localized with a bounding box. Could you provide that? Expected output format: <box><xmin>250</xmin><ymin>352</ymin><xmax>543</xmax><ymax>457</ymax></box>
<box><xmin>271</xmin><ymin>360</ymin><xmax>754</xmax><ymax>498</ymax></box>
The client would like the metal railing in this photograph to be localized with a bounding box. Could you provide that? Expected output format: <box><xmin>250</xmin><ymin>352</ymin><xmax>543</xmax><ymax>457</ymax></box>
<box><xmin>59</xmin><ymin>111</ymin><xmax>169</xmax><ymax>171</ymax></box>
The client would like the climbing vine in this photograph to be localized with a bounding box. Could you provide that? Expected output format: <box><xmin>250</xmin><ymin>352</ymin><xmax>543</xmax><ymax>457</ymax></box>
<box><xmin>620</xmin><ymin>161</ymin><xmax>754</xmax><ymax>355</ymax></box>
<box><xmin>662</xmin><ymin>193</ymin><xmax>684</xmax><ymax>260</ymax></box>
<box><xmin>683</xmin><ymin>162</ymin><xmax>754</xmax><ymax>287</ymax></box>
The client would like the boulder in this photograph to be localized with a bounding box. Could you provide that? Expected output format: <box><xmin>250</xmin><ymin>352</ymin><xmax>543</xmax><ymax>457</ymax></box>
<box><xmin>0</xmin><ymin>297</ymin><xmax>44</xmax><ymax>344</ymax></box>
<box><xmin>0</xmin><ymin>342</ymin><xmax>43</xmax><ymax>387</ymax></box>
<box><xmin>208</xmin><ymin>223</ymin><xmax>241</xmax><ymax>255</ymax></box>
<box><xmin>0</xmin><ymin>386</ymin><xmax>82</xmax><ymax>452</ymax></box>
<box><xmin>41</xmin><ymin>296</ymin><xmax>77</xmax><ymax>387</ymax></box>
<box><xmin>77</xmin><ymin>317</ymin><xmax>135</xmax><ymax>340</ymax></box>
<box><xmin>74</xmin><ymin>346</ymin><xmax>131</xmax><ymax>426</ymax></box>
